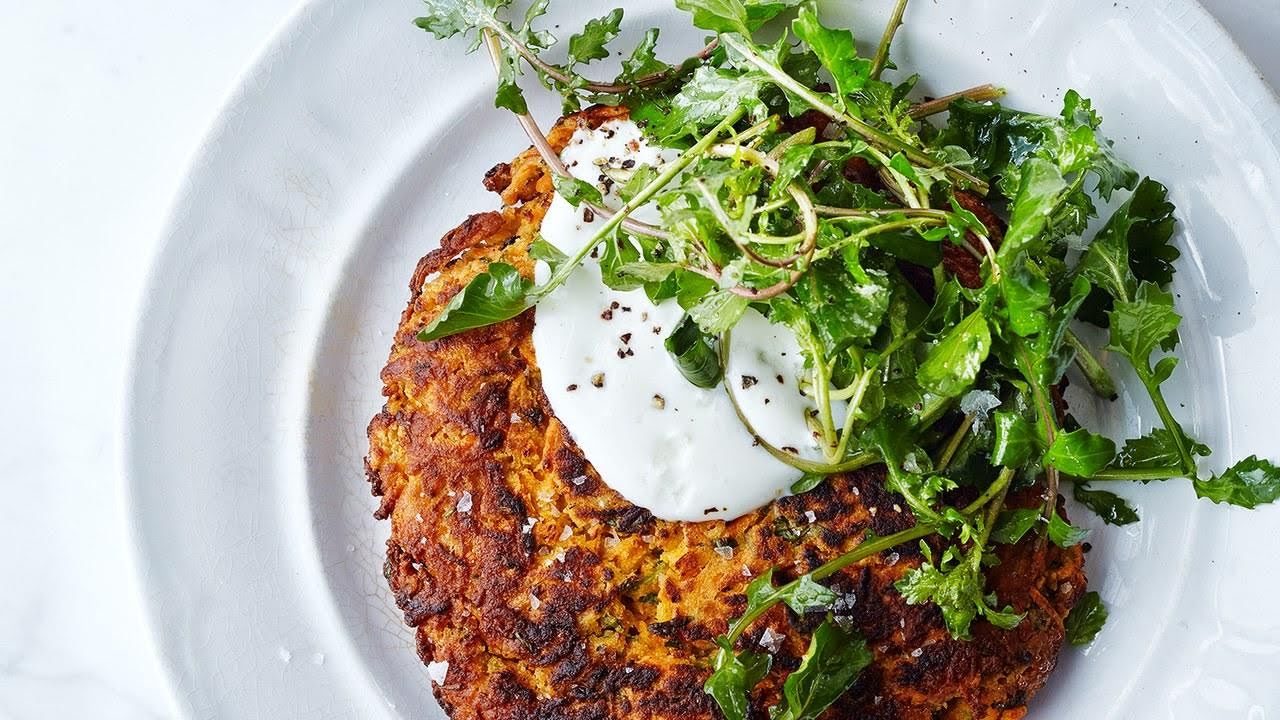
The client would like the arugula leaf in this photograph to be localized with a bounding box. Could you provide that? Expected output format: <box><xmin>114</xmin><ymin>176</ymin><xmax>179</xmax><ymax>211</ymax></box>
<box><xmin>991</xmin><ymin>410</ymin><xmax>1038</xmax><ymax>468</ymax></box>
<box><xmin>745</xmin><ymin>569</ymin><xmax>838</xmax><ymax>615</ymax></box>
<box><xmin>1047</xmin><ymin>512</ymin><xmax>1089</xmax><ymax>547</ymax></box>
<box><xmin>1112</xmin><ymin>428</ymin><xmax>1207</xmax><ymax>470</ymax></box>
<box><xmin>1046</xmin><ymin>428</ymin><xmax>1117</xmax><ymax>477</ymax></box>
<box><xmin>869</xmin><ymin>415</ymin><xmax>957</xmax><ymax>523</ymax></box>
<box><xmin>599</xmin><ymin>233</ymin><xmax>646</xmax><ymax>291</ymax></box>
<box><xmin>1192</xmin><ymin>455</ymin><xmax>1280</xmax><ymax>509</ymax></box>
<box><xmin>551</xmin><ymin>174</ymin><xmax>604</xmax><ymax>207</ymax></box>
<box><xmin>1058</xmin><ymin>91</ymin><xmax>1137</xmax><ymax>200</ymax></box>
<box><xmin>412</xmin><ymin>0</ymin><xmax>543</xmax><ymax>113</ymax></box>
<box><xmin>567</xmin><ymin>8</ymin><xmax>623</xmax><ymax>65</ymax></box>
<box><xmin>791</xmin><ymin>4</ymin><xmax>870</xmax><ymax>108</ymax></box>
<box><xmin>1072</xmin><ymin>483</ymin><xmax>1140</xmax><ymax>526</ymax></box>
<box><xmin>493</xmin><ymin>50</ymin><xmax>529</xmax><ymax>113</ymax></box>
<box><xmin>655</xmin><ymin>66</ymin><xmax>768</xmax><ymax>140</ymax></box>
<box><xmin>936</xmin><ymin>92</ymin><xmax>1136</xmax><ymax>202</ymax></box>
<box><xmin>774</xmin><ymin>621</ymin><xmax>872</xmax><ymax>720</ymax></box>
<box><xmin>690</xmin><ymin>289</ymin><xmax>751</xmax><ymax>335</ymax></box>
<box><xmin>617</xmin><ymin>28</ymin><xmax>670</xmax><ymax>84</ymax></box>
<box><xmin>704</xmin><ymin>642</ymin><xmax>772</xmax><ymax>720</ymax></box>
<box><xmin>792</xmin><ymin>259</ymin><xmax>890</xmax><ymax>356</ymax></box>
<box><xmin>997</xmin><ymin>158</ymin><xmax>1067</xmax><ymax>262</ymax></box>
<box><xmin>1125</xmin><ymin>179</ymin><xmax>1180</xmax><ymax>287</ymax></box>
<box><xmin>417</xmin><ymin>262</ymin><xmax>532</xmax><ymax>341</ymax></box>
<box><xmin>1078</xmin><ymin>178</ymin><xmax>1178</xmax><ymax>325</ymax></box>
<box><xmin>1064</xmin><ymin>591</ymin><xmax>1108</xmax><ymax>645</ymax></box>
<box><xmin>615</xmin><ymin>261</ymin><xmax>679</xmax><ymax>282</ymax></box>
<box><xmin>918</xmin><ymin>310</ymin><xmax>991</xmax><ymax>398</ymax></box>
<box><xmin>790</xmin><ymin>472</ymin><xmax>826</xmax><ymax>494</ymax></box>
<box><xmin>1000</xmin><ymin>260</ymin><xmax>1052</xmax><ymax>337</ymax></box>
<box><xmin>1106</xmin><ymin>282</ymin><xmax>1181</xmax><ymax>365</ymax></box>
<box><xmin>990</xmin><ymin>508</ymin><xmax>1040</xmax><ymax>544</ymax></box>
<box><xmin>413</xmin><ymin>0</ymin><xmax>507</xmax><ymax>44</ymax></box>
<box><xmin>528</xmin><ymin>237</ymin><xmax>568</xmax><ymax>274</ymax></box>
<box><xmin>675</xmin><ymin>0</ymin><xmax>799</xmax><ymax>36</ymax></box>
<box><xmin>665</xmin><ymin>314</ymin><xmax>724</xmax><ymax>389</ymax></box>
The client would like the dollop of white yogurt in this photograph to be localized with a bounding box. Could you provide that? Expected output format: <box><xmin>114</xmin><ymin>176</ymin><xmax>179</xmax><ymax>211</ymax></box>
<box><xmin>533</xmin><ymin>119</ymin><xmax>828</xmax><ymax>522</ymax></box>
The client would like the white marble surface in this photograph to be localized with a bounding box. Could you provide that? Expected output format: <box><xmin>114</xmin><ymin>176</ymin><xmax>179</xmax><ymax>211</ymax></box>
<box><xmin>0</xmin><ymin>1</ymin><xmax>1276</xmax><ymax>718</ymax></box>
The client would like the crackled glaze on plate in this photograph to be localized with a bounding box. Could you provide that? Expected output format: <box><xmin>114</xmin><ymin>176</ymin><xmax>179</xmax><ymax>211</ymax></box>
<box><xmin>126</xmin><ymin>1</ymin><xmax>1280</xmax><ymax>717</ymax></box>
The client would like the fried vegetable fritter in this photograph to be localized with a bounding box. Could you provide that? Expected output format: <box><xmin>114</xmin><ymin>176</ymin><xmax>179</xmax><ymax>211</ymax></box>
<box><xmin>365</xmin><ymin>106</ymin><xmax>1085</xmax><ymax>720</ymax></box>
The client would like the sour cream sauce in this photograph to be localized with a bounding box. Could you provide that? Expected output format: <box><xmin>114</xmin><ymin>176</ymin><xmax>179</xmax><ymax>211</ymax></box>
<box><xmin>533</xmin><ymin>119</ymin><xmax>826</xmax><ymax>522</ymax></box>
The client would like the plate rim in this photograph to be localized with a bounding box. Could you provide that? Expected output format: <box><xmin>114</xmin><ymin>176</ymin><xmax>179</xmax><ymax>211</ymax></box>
<box><xmin>120</xmin><ymin>1</ymin><xmax>1280</xmax><ymax>717</ymax></box>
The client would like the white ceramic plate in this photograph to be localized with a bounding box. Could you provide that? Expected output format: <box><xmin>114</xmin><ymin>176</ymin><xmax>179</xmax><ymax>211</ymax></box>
<box><xmin>125</xmin><ymin>1</ymin><xmax>1280</xmax><ymax>717</ymax></box>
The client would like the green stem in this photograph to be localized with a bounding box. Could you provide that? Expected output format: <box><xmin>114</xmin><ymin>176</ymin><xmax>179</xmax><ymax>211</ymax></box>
<box><xmin>1013</xmin><ymin>343</ymin><xmax>1061</xmax><ymax>520</ymax></box>
<box><xmin>908</xmin><ymin>84</ymin><xmax>1006</xmax><ymax>119</ymax></box>
<box><xmin>1087</xmin><ymin>466</ymin><xmax>1186</xmax><ymax>481</ymax></box>
<box><xmin>811</xmin><ymin>352</ymin><xmax>838</xmax><ymax>456</ymax></box>
<box><xmin>1064</xmin><ymin>329</ymin><xmax>1118</xmax><ymax>400</ymax></box>
<box><xmin>1137</xmin><ymin>369</ymin><xmax>1197</xmax><ymax>476</ymax></box>
<box><xmin>870</xmin><ymin>0</ymin><xmax>910</xmax><ymax>80</ymax></box>
<box><xmin>830</xmin><ymin>369</ymin><xmax>875</xmax><ymax>462</ymax></box>
<box><xmin>719</xmin><ymin>34</ymin><xmax>988</xmax><ymax>194</ymax></box>
<box><xmin>935</xmin><ymin>414</ymin><xmax>974</xmax><ymax>472</ymax></box>
<box><xmin>532</xmin><ymin>108</ymin><xmax>745</xmax><ymax>299</ymax></box>
<box><xmin>966</xmin><ymin>467</ymin><xmax>1017</xmax><ymax>516</ymax></box>
<box><xmin>817</xmin><ymin>206</ymin><xmax>951</xmax><ymax>220</ymax></box>
<box><xmin>726</xmin><ymin>523</ymin><xmax>934</xmax><ymax>643</ymax></box>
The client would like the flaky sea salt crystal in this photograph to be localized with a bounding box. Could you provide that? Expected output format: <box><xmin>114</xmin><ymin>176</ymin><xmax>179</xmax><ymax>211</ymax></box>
<box><xmin>910</xmin><ymin>647</ymin><xmax>923</xmax><ymax>658</ymax></box>
<box><xmin>530</xmin><ymin>593</ymin><xmax>541</xmax><ymax>610</ymax></box>
<box><xmin>522</xmin><ymin>517</ymin><xmax>538</xmax><ymax>534</ymax></box>
<box><xmin>714</xmin><ymin>545</ymin><xmax>734</xmax><ymax>560</ymax></box>
<box><xmin>960</xmin><ymin>389</ymin><xmax>1001</xmax><ymax>429</ymax></box>
<box><xmin>427</xmin><ymin>660</ymin><xmax>450</xmax><ymax>684</ymax></box>
<box><xmin>758</xmin><ymin>627</ymin><xmax>783</xmax><ymax>653</ymax></box>
<box><xmin>559</xmin><ymin>525</ymin><xmax>573</xmax><ymax>541</ymax></box>
<box><xmin>804</xmin><ymin>510</ymin><xmax>816</xmax><ymax>524</ymax></box>
<box><xmin>456</xmin><ymin>491</ymin><xmax>473</xmax><ymax>513</ymax></box>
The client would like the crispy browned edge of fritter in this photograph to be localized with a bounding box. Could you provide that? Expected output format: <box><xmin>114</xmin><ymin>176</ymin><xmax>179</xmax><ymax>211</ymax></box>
<box><xmin>364</xmin><ymin>105</ymin><xmax>1087</xmax><ymax>720</ymax></box>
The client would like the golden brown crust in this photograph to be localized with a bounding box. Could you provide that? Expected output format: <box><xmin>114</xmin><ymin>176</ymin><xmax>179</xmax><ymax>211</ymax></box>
<box><xmin>365</xmin><ymin>106</ymin><xmax>1085</xmax><ymax>720</ymax></box>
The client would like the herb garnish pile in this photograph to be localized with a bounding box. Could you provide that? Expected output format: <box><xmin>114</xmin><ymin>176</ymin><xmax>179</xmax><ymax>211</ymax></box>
<box><xmin>411</xmin><ymin>0</ymin><xmax>1280</xmax><ymax>716</ymax></box>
